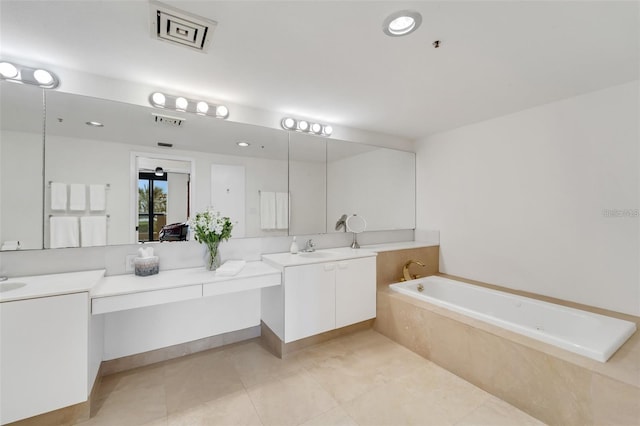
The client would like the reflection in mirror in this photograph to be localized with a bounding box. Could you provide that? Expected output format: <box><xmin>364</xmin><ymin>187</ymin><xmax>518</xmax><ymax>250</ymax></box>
<box><xmin>288</xmin><ymin>132</ymin><xmax>327</xmax><ymax>235</ymax></box>
<box><xmin>42</xmin><ymin>91</ymin><xmax>289</xmax><ymax>248</ymax></box>
<box><xmin>0</xmin><ymin>82</ymin><xmax>44</xmax><ymax>251</ymax></box>
<box><xmin>135</xmin><ymin>155</ymin><xmax>192</xmax><ymax>243</ymax></box>
<box><xmin>327</xmin><ymin>140</ymin><xmax>415</xmax><ymax>232</ymax></box>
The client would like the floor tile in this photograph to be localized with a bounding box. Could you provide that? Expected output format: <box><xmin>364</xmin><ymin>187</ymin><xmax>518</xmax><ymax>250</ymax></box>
<box><xmin>167</xmin><ymin>390</ymin><xmax>262</xmax><ymax>426</ymax></box>
<box><xmin>455</xmin><ymin>396</ymin><xmax>545</xmax><ymax>426</ymax></box>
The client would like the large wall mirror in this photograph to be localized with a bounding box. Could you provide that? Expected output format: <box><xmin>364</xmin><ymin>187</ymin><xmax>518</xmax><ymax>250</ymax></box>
<box><xmin>1</xmin><ymin>86</ymin><xmax>415</xmax><ymax>251</ymax></box>
<box><xmin>0</xmin><ymin>82</ymin><xmax>45</xmax><ymax>251</ymax></box>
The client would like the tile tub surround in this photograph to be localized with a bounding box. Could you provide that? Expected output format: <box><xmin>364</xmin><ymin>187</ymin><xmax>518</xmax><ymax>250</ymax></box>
<box><xmin>375</xmin><ymin>245</ymin><xmax>440</xmax><ymax>289</ymax></box>
<box><xmin>38</xmin><ymin>330</ymin><xmax>540</xmax><ymax>426</ymax></box>
<box><xmin>374</xmin><ymin>287</ymin><xmax>640</xmax><ymax>425</ymax></box>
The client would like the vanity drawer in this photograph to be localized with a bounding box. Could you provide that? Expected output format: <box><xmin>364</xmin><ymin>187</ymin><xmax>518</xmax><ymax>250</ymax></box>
<box><xmin>92</xmin><ymin>284</ymin><xmax>202</xmax><ymax>314</ymax></box>
<box><xmin>202</xmin><ymin>273</ymin><xmax>281</xmax><ymax>298</ymax></box>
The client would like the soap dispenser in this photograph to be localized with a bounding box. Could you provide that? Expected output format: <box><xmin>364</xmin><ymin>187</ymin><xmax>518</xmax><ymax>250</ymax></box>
<box><xmin>290</xmin><ymin>236</ymin><xmax>299</xmax><ymax>254</ymax></box>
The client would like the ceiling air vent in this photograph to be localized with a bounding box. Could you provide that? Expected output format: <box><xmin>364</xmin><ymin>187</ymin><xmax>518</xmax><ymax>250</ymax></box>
<box><xmin>150</xmin><ymin>1</ymin><xmax>216</xmax><ymax>53</ymax></box>
<box><xmin>153</xmin><ymin>113</ymin><xmax>184</xmax><ymax>127</ymax></box>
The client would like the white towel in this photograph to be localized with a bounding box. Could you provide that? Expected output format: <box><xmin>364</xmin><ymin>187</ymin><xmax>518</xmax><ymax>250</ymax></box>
<box><xmin>50</xmin><ymin>217</ymin><xmax>79</xmax><ymax>248</ymax></box>
<box><xmin>50</xmin><ymin>182</ymin><xmax>67</xmax><ymax>210</ymax></box>
<box><xmin>260</xmin><ymin>191</ymin><xmax>276</xmax><ymax>230</ymax></box>
<box><xmin>69</xmin><ymin>184</ymin><xmax>86</xmax><ymax>211</ymax></box>
<box><xmin>80</xmin><ymin>216</ymin><xmax>107</xmax><ymax>247</ymax></box>
<box><xmin>1</xmin><ymin>240</ymin><xmax>20</xmax><ymax>251</ymax></box>
<box><xmin>89</xmin><ymin>184</ymin><xmax>106</xmax><ymax>211</ymax></box>
<box><xmin>215</xmin><ymin>260</ymin><xmax>247</xmax><ymax>277</ymax></box>
<box><xmin>275</xmin><ymin>192</ymin><xmax>289</xmax><ymax>230</ymax></box>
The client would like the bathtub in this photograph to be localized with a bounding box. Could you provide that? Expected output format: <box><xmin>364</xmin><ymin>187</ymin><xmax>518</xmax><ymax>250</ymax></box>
<box><xmin>389</xmin><ymin>275</ymin><xmax>636</xmax><ymax>362</ymax></box>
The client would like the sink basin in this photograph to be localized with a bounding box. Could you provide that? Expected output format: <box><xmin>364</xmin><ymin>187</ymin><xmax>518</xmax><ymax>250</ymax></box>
<box><xmin>0</xmin><ymin>282</ymin><xmax>26</xmax><ymax>293</ymax></box>
<box><xmin>298</xmin><ymin>251</ymin><xmax>337</xmax><ymax>258</ymax></box>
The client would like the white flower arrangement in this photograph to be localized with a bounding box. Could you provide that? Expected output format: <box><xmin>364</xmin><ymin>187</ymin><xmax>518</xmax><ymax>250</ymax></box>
<box><xmin>188</xmin><ymin>207</ymin><xmax>233</xmax><ymax>245</ymax></box>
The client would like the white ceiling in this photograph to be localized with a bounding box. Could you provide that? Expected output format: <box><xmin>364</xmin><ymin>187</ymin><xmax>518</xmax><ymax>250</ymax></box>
<box><xmin>0</xmin><ymin>1</ymin><xmax>638</xmax><ymax>141</ymax></box>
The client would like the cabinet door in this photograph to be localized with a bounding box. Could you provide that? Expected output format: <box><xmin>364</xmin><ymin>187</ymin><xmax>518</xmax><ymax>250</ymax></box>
<box><xmin>284</xmin><ymin>263</ymin><xmax>336</xmax><ymax>342</ymax></box>
<box><xmin>1</xmin><ymin>292</ymin><xmax>89</xmax><ymax>424</ymax></box>
<box><xmin>335</xmin><ymin>257</ymin><xmax>376</xmax><ymax>328</ymax></box>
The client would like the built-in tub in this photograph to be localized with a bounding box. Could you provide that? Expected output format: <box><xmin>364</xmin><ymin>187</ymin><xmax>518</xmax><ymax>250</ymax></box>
<box><xmin>390</xmin><ymin>275</ymin><xmax>636</xmax><ymax>362</ymax></box>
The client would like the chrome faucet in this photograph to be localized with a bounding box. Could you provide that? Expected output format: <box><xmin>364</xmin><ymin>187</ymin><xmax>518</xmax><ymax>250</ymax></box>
<box><xmin>401</xmin><ymin>260</ymin><xmax>426</xmax><ymax>282</ymax></box>
<box><xmin>303</xmin><ymin>239</ymin><xmax>316</xmax><ymax>252</ymax></box>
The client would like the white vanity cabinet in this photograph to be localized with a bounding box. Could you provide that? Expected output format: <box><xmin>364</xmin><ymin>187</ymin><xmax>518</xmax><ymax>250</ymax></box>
<box><xmin>0</xmin><ymin>292</ymin><xmax>89</xmax><ymax>425</ymax></box>
<box><xmin>263</xmin><ymin>252</ymin><xmax>376</xmax><ymax>343</ymax></box>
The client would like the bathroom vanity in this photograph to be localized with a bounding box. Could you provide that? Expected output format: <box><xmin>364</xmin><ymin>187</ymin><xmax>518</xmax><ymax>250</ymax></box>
<box><xmin>261</xmin><ymin>248</ymin><xmax>377</xmax><ymax>344</ymax></box>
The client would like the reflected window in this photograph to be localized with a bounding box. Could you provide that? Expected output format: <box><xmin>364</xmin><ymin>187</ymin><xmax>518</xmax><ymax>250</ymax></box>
<box><xmin>138</xmin><ymin>172</ymin><xmax>167</xmax><ymax>242</ymax></box>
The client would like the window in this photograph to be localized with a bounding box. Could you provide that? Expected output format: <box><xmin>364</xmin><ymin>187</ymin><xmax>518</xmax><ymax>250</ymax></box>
<box><xmin>138</xmin><ymin>172</ymin><xmax>168</xmax><ymax>242</ymax></box>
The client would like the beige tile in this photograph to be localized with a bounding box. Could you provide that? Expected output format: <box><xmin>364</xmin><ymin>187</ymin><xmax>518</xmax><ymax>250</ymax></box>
<box><xmin>164</xmin><ymin>349</ymin><xmax>245</xmax><ymax>414</ymax></box>
<box><xmin>342</xmin><ymin>380</ymin><xmax>457</xmax><ymax>426</ymax></box>
<box><xmin>84</xmin><ymin>383</ymin><xmax>167</xmax><ymax>426</ymax></box>
<box><xmin>591</xmin><ymin>373</ymin><xmax>640</xmax><ymax>426</ymax></box>
<box><xmin>227</xmin><ymin>340</ymin><xmax>305</xmax><ymax>388</ymax></box>
<box><xmin>300</xmin><ymin>406</ymin><xmax>358</xmax><ymax>426</ymax></box>
<box><xmin>591</xmin><ymin>335</ymin><xmax>640</xmax><ymax>388</ymax></box>
<box><xmin>455</xmin><ymin>396</ymin><xmax>546</xmax><ymax>426</ymax></box>
<box><xmin>167</xmin><ymin>391</ymin><xmax>262</xmax><ymax>426</ymax></box>
<box><xmin>247</xmin><ymin>369</ymin><xmax>338</xmax><ymax>426</ymax></box>
<box><xmin>97</xmin><ymin>363</ymin><xmax>165</xmax><ymax>398</ymax></box>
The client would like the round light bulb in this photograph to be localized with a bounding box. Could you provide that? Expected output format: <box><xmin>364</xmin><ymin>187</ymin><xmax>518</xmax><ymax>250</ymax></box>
<box><xmin>151</xmin><ymin>92</ymin><xmax>166</xmax><ymax>106</ymax></box>
<box><xmin>196</xmin><ymin>101</ymin><xmax>209</xmax><ymax>114</ymax></box>
<box><xmin>175</xmin><ymin>97</ymin><xmax>188</xmax><ymax>110</ymax></box>
<box><xmin>0</xmin><ymin>62</ymin><xmax>18</xmax><ymax>78</ymax></box>
<box><xmin>282</xmin><ymin>117</ymin><xmax>296</xmax><ymax>130</ymax></box>
<box><xmin>311</xmin><ymin>123</ymin><xmax>322</xmax><ymax>134</ymax></box>
<box><xmin>298</xmin><ymin>120</ymin><xmax>309</xmax><ymax>131</ymax></box>
<box><xmin>323</xmin><ymin>125</ymin><xmax>333</xmax><ymax>136</ymax></box>
<box><xmin>216</xmin><ymin>105</ymin><xmax>229</xmax><ymax>118</ymax></box>
<box><xmin>33</xmin><ymin>69</ymin><xmax>53</xmax><ymax>85</ymax></box>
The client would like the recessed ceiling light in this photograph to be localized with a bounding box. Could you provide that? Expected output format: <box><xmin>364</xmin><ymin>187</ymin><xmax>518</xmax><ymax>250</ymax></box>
<box><xmin>237</xmin><ymin>141</ymin><xmax>250</xmax><ymax>147</ymax></box>
<box><xmin>86</xmin><ymin>121</ymin><xmax>104</xmax><ymax>127</ymax></box>
<box><xmin>383</xmin><ymin>10</ymin><xmax>422</xmax><ymax>37</ymax></box>
<box><xmin>155</xmin><ymin>167</ymin><xmax>164</xmax><ymax>176</ymax></box>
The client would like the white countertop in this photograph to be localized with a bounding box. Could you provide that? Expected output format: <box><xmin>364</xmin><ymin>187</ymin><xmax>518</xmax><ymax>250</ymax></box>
<box><xmin>262</xmin><ymin>247</ymin><xmax>377</xmax><ymax>268</ymax></box>
<box><xmin>0</xmin><ymin>270</ymin><xmax>106</xmax><ymax>303</ymax></box>
<box><xmin>92</xmin><ymin>261</ymin><xmax>280</xmax><ymax>298</ymax></box>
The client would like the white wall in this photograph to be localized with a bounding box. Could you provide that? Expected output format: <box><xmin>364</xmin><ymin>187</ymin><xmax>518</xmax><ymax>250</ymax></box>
<box><xmin>416</xmin><ymin>81</ymin><xmax>639</xmax><ymax>315</ymax></box>
<box><xmin>0</xmin><ymin>130</ymin><xmax>43</xmax><ymax>250</ymax></box>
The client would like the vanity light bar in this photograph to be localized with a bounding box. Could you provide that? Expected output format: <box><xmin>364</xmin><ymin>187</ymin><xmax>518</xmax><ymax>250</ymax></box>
<box><xmin>281</xmin><ymin>117</ymin><xmax>333</xmax><ymax>137</ymax></box>
<box><xmin>0</xmin><ymin>61</ymin><xmax>60</xmax><ymax>89</ymax></box>
<box><xmin>149</xmin><ymin>92</ymin><xmax>229</xmax><ymax>119</ymax></box>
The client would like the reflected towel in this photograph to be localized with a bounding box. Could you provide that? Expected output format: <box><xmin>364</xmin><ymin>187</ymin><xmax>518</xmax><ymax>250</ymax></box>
<box><xmin>80</xmin><ymin>216</ymin><xmax>107</xmax><ymax>247</ymax></box>
<box><xmin>275</xmin><ymin>192</ymin><xmax>289</xmax><ymax>230</ymax></box>
<box><xmin>50</xmin><ymin>182</ymin><xmax>67</xmax><ymax>210</ymax></box>
<box><xmin>69</xmin><ymin>184</ymin><xmax>86</xmax><ymax>211</ymax></box>
<box><xmin>260</xmin><ymin>191</ymin><xmax>276</xmax><ymax>230</ymax></box>
<box><xmin>215</xmin><ymin>260</ymin><xmax>246</xmax><ymax>277</ymax></box>
<box><xmin>50</xmin><ymin>217</ymin><xmax>79</xmax><ymax>248</ymax></box>
<box><xmin>89</xmin><ymin>184</ymin><xmax>106</xmax><ymax>211</ymax></box>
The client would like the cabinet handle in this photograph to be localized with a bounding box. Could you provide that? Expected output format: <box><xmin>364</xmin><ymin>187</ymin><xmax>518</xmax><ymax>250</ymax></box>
<box><xmin>338</xmin><ymin>262</ymin><xmax>348</xmax><ymax>269</ymax></box>
<box><xmin>324</xmin><ymin>264</ymin><xmax>336</xmax><ymax>271</ymax></box>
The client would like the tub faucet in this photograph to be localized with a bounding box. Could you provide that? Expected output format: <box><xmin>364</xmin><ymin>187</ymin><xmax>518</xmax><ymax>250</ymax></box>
<box><xmin>401</xmin><ymin>260</ymin><xmax>426</xmax><ymax>282</ymax></box>
<box><xmin>303</xmin><ymin>239</ymin><xmax>315</xmax><ymax>252</ymax></box>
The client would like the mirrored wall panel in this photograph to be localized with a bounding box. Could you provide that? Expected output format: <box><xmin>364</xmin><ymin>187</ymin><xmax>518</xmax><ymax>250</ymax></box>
<box><xmin>0</xmin><ymin>82</ymin><xmax>45</xmax><ymax>251</ymax></box>
<box><xmin>43</xmin><ymin>92</ymin><xmax>289</xmax><ymax>248</ymax></box>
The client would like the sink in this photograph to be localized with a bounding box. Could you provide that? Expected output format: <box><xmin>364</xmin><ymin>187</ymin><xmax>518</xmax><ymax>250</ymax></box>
<box><xmin>298</xmin><ymin>251</ymin><xmax>337</xmax><ymax>258</ymax></box>
<box><xmin>0</xmin><ymin>282</ymin><xmax>27</xmax><ymax>293</ymax></box>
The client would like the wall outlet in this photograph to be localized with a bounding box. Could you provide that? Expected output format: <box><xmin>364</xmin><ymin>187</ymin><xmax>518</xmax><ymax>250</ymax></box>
<box><xmin>125</xmin><ymin>255</ymin><xmax>137</xmax><ymax>273</ymax></box>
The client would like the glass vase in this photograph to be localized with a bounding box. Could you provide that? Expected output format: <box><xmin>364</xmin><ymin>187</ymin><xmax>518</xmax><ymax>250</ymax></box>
<box><xmin>205</xmin><ymin>242</ymin><xmax>221</xmax><ymax>271</ymax></box>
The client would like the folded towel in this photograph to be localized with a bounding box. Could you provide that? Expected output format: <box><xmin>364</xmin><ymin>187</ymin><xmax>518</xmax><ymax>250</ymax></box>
<box><xmin>50</xmin><ymin>216</ymin><xmax>79</xmax><ymax>248</ymax></box>
<box><xmin>215</xmin><ymin>260</ymin><xmax>247</xmax><ymax>277</ymax></box>
<box><xmin>50</xmin><ymin>182</ymin><xmax>67</xmax><ymax>210</ymax></box>
<box><xmin>80</xmin><ymin>216</ymin><xmax>107</xmax><ymax>247</ymax></box>
<box><xmin>275</xmin><ymin>192</ymin><xmax>289</xmax><ymax>230</ymax></box>
<box><xmin>1</xmin><ymin>240</ymin><xmax>20</xmax><ymax>251</ymax></box>
<box><xmin>260</xmin><ymin>191</ymin><xmax>276</xmax><ymax>230</ymax></box>
<box><xmin>69</xmin><ymin>184</ymin><xmax>86</xmax><ymax>211</ymax></box>
<box><xmin>89</xmin><ymin>184</ymin><xmax>106</xmax><ymax>211</ymax></box>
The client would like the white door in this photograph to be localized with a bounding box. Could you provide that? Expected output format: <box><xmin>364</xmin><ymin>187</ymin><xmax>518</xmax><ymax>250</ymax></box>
<box><xmin>335</xmin><ymin>257</ymin><xmax>376</xmax><ymax>328</ymax></box>
<box><xmin>211</xmin><ymin>164</ymin><xmax>245</xmax><ymax>237</ymax></box>
<box><xmin>284</xmin><ymin>263</ymin><xmax>336</xmax><ymax>342</ymax></box>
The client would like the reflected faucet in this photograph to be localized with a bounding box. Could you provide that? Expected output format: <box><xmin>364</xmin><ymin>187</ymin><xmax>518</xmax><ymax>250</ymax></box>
<box><xmin>303</xmin><ymin>239</ymin><xmax>316</xmax><ymax>252</ymax></box>
<box><xmin>401</xmin><ymin>260</ymin><xmax>426</xmax><ymax>282</ymax></box>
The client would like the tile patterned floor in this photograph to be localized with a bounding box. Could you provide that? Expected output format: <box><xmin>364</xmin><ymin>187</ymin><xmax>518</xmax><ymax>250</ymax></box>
<box><xmin>77</xmin><ymin>330</ymin><xmax>545</xmax><ymax>426</ymax></box>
